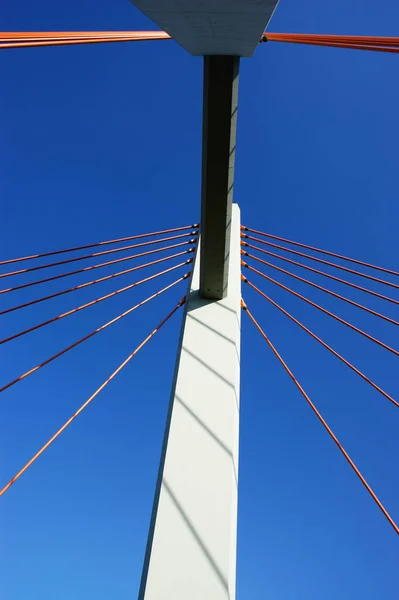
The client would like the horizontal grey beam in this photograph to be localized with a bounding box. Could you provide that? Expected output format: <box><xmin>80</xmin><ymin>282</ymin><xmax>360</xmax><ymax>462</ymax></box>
<box><xmin>200</xmin><ymin>55</ymin><xmax>239</xmax><ymax>300</ymax></box>
<box><xmin>130</xmin><ymin>0</ymin><xmax>281</xmax><ymax>56</ymax></box>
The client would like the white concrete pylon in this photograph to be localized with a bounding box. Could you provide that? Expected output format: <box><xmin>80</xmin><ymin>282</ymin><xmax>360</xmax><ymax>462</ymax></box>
<box><xmin>139</xmin><ymin>203</ymin><xmax>242</xmax><ymax>599</ymax></box>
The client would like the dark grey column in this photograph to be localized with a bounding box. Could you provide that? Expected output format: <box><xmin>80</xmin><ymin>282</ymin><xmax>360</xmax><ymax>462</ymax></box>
<box><xmin>200</xmin><ymin>56</ymin><xmax>239</xmax><ymax>299</ymax></box>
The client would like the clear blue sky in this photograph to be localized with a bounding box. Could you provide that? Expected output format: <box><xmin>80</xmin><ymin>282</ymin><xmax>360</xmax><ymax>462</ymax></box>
<box><xmin>1</xmin><ymin>1</ymin><xmax>399</xmax><ymax>598</ymax></box>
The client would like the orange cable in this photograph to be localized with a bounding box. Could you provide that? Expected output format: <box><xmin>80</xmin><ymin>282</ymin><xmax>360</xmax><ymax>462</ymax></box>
<box><xmin>267</xmin><ymin>40</ymin><xmax>399</xmax><ymax>54</ymax></box>
<box><xmin>0</xmin><ymin>239</ymin><xmax>196</xmax><ymax>315</ymax></box>
<box><xmin>0</xmin><ymin>295</ymin><xmax>185</xmax><ymax>497</ymax></box>
<box><xmin>242</xmin><ymin>226</ymin><xmax>399</xmax><ymax>279</ymax></box>
<box><xmin>0</xmin><ymin>224</ymin><xmax>198</xmax><ymax>267</ymax></box>
<box><xmin>262</xmin><ymin>33</ymin><xmax>399</xmax><ymax>53</ymax></box>
<box><xmin>242</xmin><ymin>250</ymin><xmax>399</xmax><ymax>327</ymax></box>
<box><xmin>0</xmin><ymin>253</ymin><xmax>193</xmax><ymax>345</ymax></box>
<box><xmin>242</xmin><ymin>277</ymin><xmax>399</xmax><ymax>409</ymax></box>
<box><xmin>241</xmin><ymin>240</ymin><xmax>399</xmax><ymax>308</ymax></box>
<box><xmin>262</xmin><ymin>33</ymin><xmax>399</xmax><ymax>46</ymax></box>
<box><xmin>0</xmin><ymin>273</ymin><xmax>190</xmax><ymax>395</ymax></box>
<box><xmin>241</xmin><ymin>261</ymin><xmax>399</xmax><ymax>358</ymax></box>
<box><xmin>0</xmin><ymin>238</ymin><xmax>196</xmax><ymax>297</ymax></box>
<box><xmin>0</xmin><ymin>31</ymin><xmax>169</xmax><ymax>38</ymax></box>
<box><xmin>242</xmin><ymin>233</ymin><xmax>399</xmax><ymax>291</ymax></box>
<box><xmin>0</xmin><ymin>231</ymin><xmax>198</xmax><ymax>280</ymax></box>
<box><xmin>241</xmin><ymin>298</ymin><xmax>399</xmax><ymax>535</ymax></box>
<box><xmin>0</xmin><ymin>32</ymin><xmax>171</xmax><ymax>50</ymax></box>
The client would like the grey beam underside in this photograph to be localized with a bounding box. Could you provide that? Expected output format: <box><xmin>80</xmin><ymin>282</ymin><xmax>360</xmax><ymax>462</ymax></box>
<box><xmin>129</xmin><ymin>0</ymin><xmax>281</xmax><ymax>57</ymax></box>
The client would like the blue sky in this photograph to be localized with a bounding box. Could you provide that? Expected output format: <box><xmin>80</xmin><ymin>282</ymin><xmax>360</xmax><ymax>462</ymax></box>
<box><xmin>1</xmin><ymin>1</ymin><xmax>399</xmax><ymax>598</ymax></box>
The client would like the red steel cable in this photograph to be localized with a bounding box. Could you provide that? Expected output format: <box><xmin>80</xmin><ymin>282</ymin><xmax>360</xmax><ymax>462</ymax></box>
<box><xmin>0</xmin><ymin>295</ymin><xmax>185</xmax><ymax>497</ymax></box>
<box><xmin>242</xmin><ymin>233</ymin><xmax>399</xmax><ymax>292</ymax></box>
<box><xmin>241</xmin><ymin>240</ymin><xmax>399</xmax><ymax>308</ymax></box>
<box><xmin>242</xmin><ymin>250</ymin><xmax>399</xmax><ymax>327</ymax></box>
<box><xmin>242</xmin><ymin>226</ymin><xmax>399</xmax><ymax>279</ymax></box>
<box><xmin>0</xmin><ymin>31</ymin><xmax>169</xmax><ymax>38</ymax></box>
<box><xmin>261</xmin><ymin>33</ymin><xmax>399</xmax><ymax>54</ymax></box>
<box><xmin>241</xmin><ymin>261</ymin><xmax>399</xmax><ymax>358</ymax></box>
<box><xmin>242</xmin><ymin>299</ymin><xmax>399</xmax><ymax>536</ymax></box>
<box><xmin>0</xmin><ymin>248</ymin><xmax>194</xmax><ymax>321</ymax></box>
<box><xmin>262</xmin><ymin>33</ymin><xmax>399</xmax><ymax>46</ymax></box>
<box><xmin>0</xmin><ymin>253</ymin><xmax>193</xmax><ymax>345</ymax></box>
<box><xmin>0</xmin><ymin>238</ymin><xmax>196</xmax><ymax>297</ymax></box>
<box><xmin>0</xmin><ymin>31</ymin><xmax>171</xmax><ymax>50</ymax></box>
<box><xmin>0</xmin><ymin>273</ymin><xmax>190</xmax><ymax>395</ymax></box>
<box><xmin>0</xmin><ymin>224</ymin><xmax>198</xmax><ymax>267</ymax></box>
<box><xmin>242</xmin><ymin>277</ymin><xmax>399</xmax><ymax>409</ymax></box>
<box><xmin>0</xmin><ymin>240</ymin><xmax>196</xmax><ymax>315</ymax></box>
<box><xmin>0</xmin><ymin>31</ymin><xmax>170</xmax><ymax>40</ymax></box>
<box><xmin>0</xmin><ymin>231</ymin><xmax>198</xmax><ymax>279</ymax></box>
<box><xmin>0</xmin><ymin>37</ymin><xmax>167</xmax><ymax>50</ymax></box>
<box><xmin>266</xmin><ymin>39</ymin><xmax>399</xmax><ymax>54</ymax></box>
